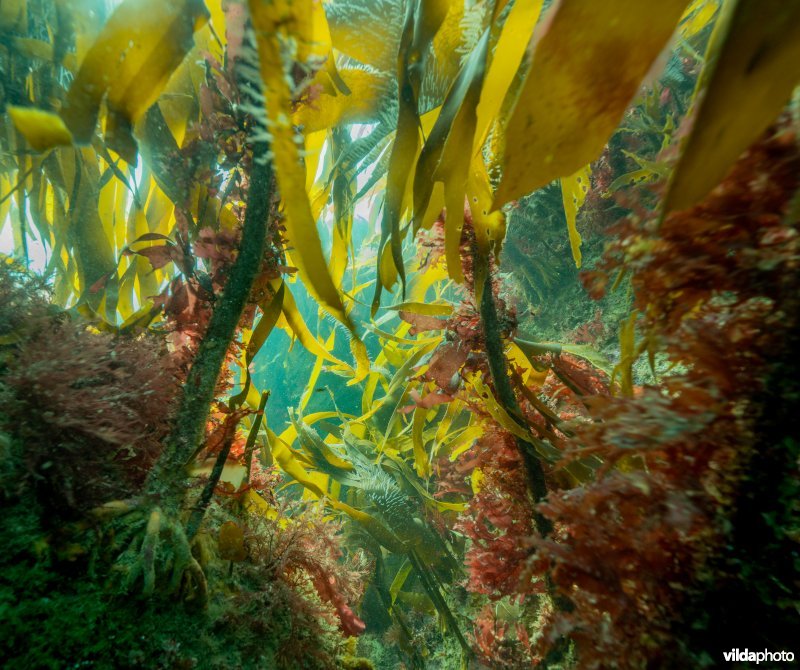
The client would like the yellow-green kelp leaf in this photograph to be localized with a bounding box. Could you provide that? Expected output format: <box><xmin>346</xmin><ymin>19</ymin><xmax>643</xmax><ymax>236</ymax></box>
<box><xmin>611</xmin><ymin>311</ymin><xmax>640</xmax><ymax>397</ymax></box>
<box><xmin>389</xmin><ymin>559</ymin><xmax>413</xmax><ymax>606</ymax></box>
<box><xmin>373</xmin><ymin>3</ymin><xmax>424</xmax><ymax>310</ymax></box>
<box><xmin>386</xmin><ymin>301</ymin><xmax>453</xmax><ymax>317</ymax></box>
<box><xmin>56</xmin><ymin>148</ymin><xmax>117</xmax><ymax>298</ymax></box>
<box><xmin>7</xmin><ymin>107</ymin><xmax>74</xmax><ymax>151</ymax></box>
<box><xmin>273</xmin><ymin>280</ymin><xmax>349</xmax><ymax>371</ymax></box>
<box><xmin>412</xmin><ymin>406</ymin><xmax>429</xmax><ymax>479</ymax></box>
<box><xmin>472</xmin><ymin>0</ymin><xmax>544</xmax><ymax>154</ymax></box>
<box><xmin>269</xmin><ymin>424</ymin><xmax>408</xmax><ymax>553</ymax></box>
<box><xmin>329</xmin><ymin>127</ymin><xmax>354</xmax><ymax>290</ymax></box>
<box><xmin>679</xmin><ymin>0</ymin><xmax>720</xmax><ymax>41</ymax></box>
<box><xmin>372</xmin><ymin>0</ymin><xmax>452</xmax><ymax>311</ymax></box>
<box><xmin>560</xmin><ymin>164</ymin><xmax>591</xmax><ymax>268</ymax></box>
<box><xmin>292</xmin><ymin>413</ymin><xmax>356</xmax><ymax>472</ymax></box>
<box><xmin>246</xmin><ymin>283</ymin><xmax>284</xmax><ymax>363</ymax></box>
<box><xmin>412</xmin><ymin>27</ymin><xmax>491</xmax><ymax>286</ymax></box>
<box><xmin>234</xmin><ymin>281</ymin><xmax>286</xmax><ymax>407</ymax></box>
<box><xmin>514</xmin><ymin>338</ymin><xmax>615</xmax><ymax>378</ymax></box>
<box><xmin>663</xmin><ymin>0</ymin><xmax>800</xmax><ymax>213</ymax></box>
<box><xmin>495</xmin><ymin>0</ymin><xmax>689</xmax><ymax>206</ymax></box>
<box><xmin>326</xmin><ymin>0</ymin><xmax>403</xmax><ymax>72</ymax></box>
<box><xmin>424</xmin><ymin>0</ymin><xmax>465</xmax><ymax>94</ymax></box>
<box><xmin>60</xmin><ymin>0</ymin><xmax>208</xmax><ymax>162</ymax></box>
<box><xmin>294</xmin><ymin>68</ymin><xmax>391</xmax><ymax>133</ymax></box>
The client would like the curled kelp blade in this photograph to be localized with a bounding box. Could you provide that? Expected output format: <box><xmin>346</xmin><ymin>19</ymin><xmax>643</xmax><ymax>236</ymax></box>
<box><xmin>247</xmin><ymin>0</ymin><xmax>369</xmax><ymax>380</ymax></box>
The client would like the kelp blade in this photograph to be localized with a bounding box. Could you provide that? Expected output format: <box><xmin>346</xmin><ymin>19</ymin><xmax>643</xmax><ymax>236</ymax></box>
<box><xmin>61</xmin><ymin>0</ymin><xmax>208</xmax><ymax>162</ymax></box>
<box><xmin>663</xmin><ymin>0</ymin><xmax>800</xmax><ymax>213</ymax></box>
<box><xmin>495</xmin><ymin>0</ymin><xmax>689</xmax><ymax>206</ymax></box>
<box><xmin>248</xmin><ymin>0</ymin><xmax>369</xmax><ymax>380</ymax></box>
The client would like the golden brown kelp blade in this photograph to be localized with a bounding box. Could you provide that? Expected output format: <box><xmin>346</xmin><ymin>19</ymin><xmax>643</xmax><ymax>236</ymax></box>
<box><xmin>663</xmin><ymin>0</ymin><xmax>800</xmax><ymax>213</ymax></box>
<box><xmin>495</xmin><ymin>0</ymin><xmax>690</xmax><ymax>206</ymax></box>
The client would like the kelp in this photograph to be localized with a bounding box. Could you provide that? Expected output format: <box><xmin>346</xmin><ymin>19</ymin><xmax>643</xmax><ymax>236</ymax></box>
<box><xmin>664</xmin><ymin>0</ymin><xmax>800</xmax><ymax>212</ymax></box>
<box><xmin>2</xmin><ymin>0</ymin><xmax>799</xmax><ymax>666</ymax></box>
<box><xmin>286</xmin><ymin>411</ymin><xmax>472</xmax><ymax>656</ymax></box>
<box><xmin>12</xmin><ymin>0</ymin><xmax>208</xmax><ymax>162</ymax></box>
<box><xmin>371</xmin><ymin>0</ymin><xmax>435</xmax><ymax>309</ymax></box>
<box><xmin>495</xmin><ymin>0</ymin><xmax>690</xmax><ymax>205</ymax></box>
<box><xmin>246</xmin><ymin>0</ymin><xmax>369</xmax><ymax>381</ymax></box>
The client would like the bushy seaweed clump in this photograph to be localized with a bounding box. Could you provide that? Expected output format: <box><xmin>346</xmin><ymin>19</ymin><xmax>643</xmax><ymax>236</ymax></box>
<box><xmin>0</xmin><ymin>261</ymin><xmax>179</xmax><ymax>516</ymax></box>
<box><xmin>0</xmin><ymin>264</ymin><xmax>371</xmax><ymax>669</ymax></box>
<box><xmin>531</xmin><ymin>120</ymin><xmax>800</xmax><ymax>667</ymax></box>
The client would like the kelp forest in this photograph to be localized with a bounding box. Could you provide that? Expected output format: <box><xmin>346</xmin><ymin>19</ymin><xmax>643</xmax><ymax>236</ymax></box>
<box><xmin>1</xmin><ymin>0</ymin><xmax>799</xmax><ymax>667</ymax></box>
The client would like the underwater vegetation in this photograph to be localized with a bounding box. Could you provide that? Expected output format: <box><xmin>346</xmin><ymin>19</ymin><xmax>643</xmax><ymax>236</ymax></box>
<box><xmin>1</xmin><ymin>0</ymin><xmax>799</xmax><ymax>667</ymax></box>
